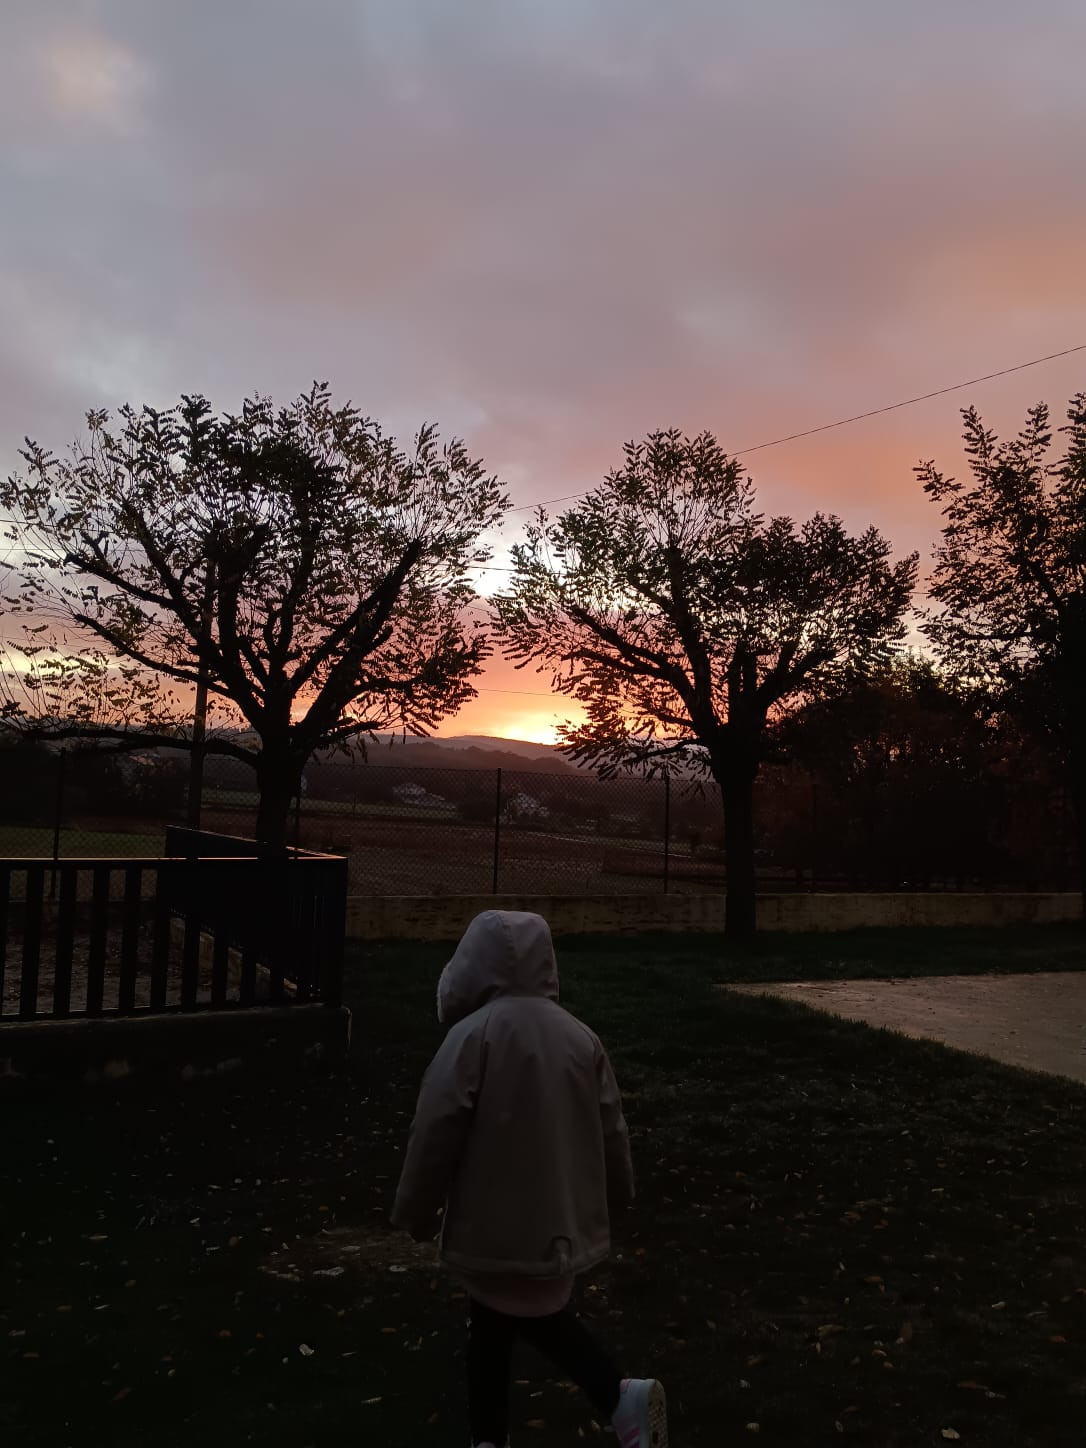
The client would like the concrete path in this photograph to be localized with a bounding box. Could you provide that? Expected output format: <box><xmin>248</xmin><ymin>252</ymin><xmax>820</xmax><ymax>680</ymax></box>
<box><xmin>720</xmin><ymin>972</ymin><xmax>1086</xmax><ymax>1084</ymax></box>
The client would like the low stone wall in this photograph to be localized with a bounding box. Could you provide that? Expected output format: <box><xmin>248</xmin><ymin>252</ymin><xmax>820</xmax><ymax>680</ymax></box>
<box><xmin>0</xmin><ymin>1003</ymin><xmax>351</xmax><ymax>1095</ymax></box>
<box><xmin>346</xmin><ymin>891</ymin><xmax>1082</xmax><ymax>941</ymax></box>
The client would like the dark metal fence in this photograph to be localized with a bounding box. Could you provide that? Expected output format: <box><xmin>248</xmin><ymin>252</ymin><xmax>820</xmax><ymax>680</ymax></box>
<box><xmin>0</xmin><ymin>834</ymin><xmax>347</xmax><ymax>1022</ymax></box>
<box><xmin>0</xmin><ymin>746</ymin><xmax>1079</xmax><ymax>899</ymax></box>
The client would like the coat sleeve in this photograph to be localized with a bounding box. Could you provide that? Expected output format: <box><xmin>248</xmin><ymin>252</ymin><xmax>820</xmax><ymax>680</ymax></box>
<box><xmin>390</xmin><ymin>1024</ymin><xmax>483</xmax><ymax>1239</ymax></box>
<box><xmin>596</xmin><ymin>1043</ymin><xmax>635</xmax><ymax>1210</ymax></box>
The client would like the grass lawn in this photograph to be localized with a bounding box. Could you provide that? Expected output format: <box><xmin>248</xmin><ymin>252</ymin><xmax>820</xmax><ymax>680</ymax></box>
<box><xmin>2</xmin><ymin>926</ymin><xmax>1084</xmax><ymax>1447</ymax></box>
<box><xmin>685</xmin><ymin>921</ymin><xmax>1086</xmax><ymax>983</ymax></box>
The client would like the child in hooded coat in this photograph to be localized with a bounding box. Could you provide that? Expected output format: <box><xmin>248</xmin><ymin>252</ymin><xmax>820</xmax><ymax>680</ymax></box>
<box><xmin>391</xmin><ymin>910</ymin><xmax>668</xmax><ymax>1448</ymax></box>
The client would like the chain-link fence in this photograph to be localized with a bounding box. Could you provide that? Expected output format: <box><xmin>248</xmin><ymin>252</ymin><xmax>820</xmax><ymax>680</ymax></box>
<box><xmin>0</xmin><ymin>745</ymin><xmax>1079</xmax><ymax>896</ymax></box>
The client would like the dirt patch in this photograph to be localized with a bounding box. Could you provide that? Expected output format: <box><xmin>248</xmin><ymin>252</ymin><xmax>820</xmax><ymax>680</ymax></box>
<box><xmin>720</xmin><ymin>970</ymin><xmax>1086</xmax><ymax>1083</ymax></box>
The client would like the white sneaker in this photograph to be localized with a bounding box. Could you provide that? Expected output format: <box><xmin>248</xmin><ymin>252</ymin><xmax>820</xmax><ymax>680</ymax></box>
<box><xmin>611</xmin><ymin>1376</ymin><xmax>668</xmax><ymax>1448</ymax></box>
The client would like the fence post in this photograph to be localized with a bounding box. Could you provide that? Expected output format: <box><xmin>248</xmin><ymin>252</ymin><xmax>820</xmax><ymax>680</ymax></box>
<box><xmin>492</xmin><ymin>769</ymin><xmax>502</xmax><ymax>893</ymax></box>
<box><xmin>294</xmin><ymin>789</ymin><xmax>302</xmax><ymax>852</ymax></box>
<box><xmin>809</xmin><ymin>775</ymin><xmax>818</xmax><ymax>893</ymax></box>
<box><xmin>50</xmin><ymin>748</ymin><xmax>66</xmax><ymax>899</ymax></box>
<box><xmin>662</xmin><ymin>773</ymin><xmax>671</xmax><ymax>894</ymax></box>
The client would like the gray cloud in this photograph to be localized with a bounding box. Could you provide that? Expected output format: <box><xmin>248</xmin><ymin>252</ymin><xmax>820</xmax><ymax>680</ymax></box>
<box><xmin>3</xmin><ymin>0</ymin><xmax>1085</xmax><ymax>566</ymax></box>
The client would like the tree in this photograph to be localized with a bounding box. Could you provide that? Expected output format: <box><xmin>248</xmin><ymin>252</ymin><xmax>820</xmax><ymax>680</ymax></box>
<box><xmin>493</xmin><ymin>429</ymin><xmax>917</xmax><ymax>937</ymax></box>
<box><xmin>918</xmin><ymin>396</ymin><xmax>1086</xmax><ymax>903</ymax></box>
<box><xmin>1</xmin><ymin>384</ymin><xmax>507</xmax><ymax>845</ymax></box>
<box><xmin>779</xmin><ymin>656</ymin><xmax>1006</xmax><ymax>888</ymax></box>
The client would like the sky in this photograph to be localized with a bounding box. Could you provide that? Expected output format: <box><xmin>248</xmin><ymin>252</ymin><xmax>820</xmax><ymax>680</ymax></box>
<box><xmin>2</xmin><ymin>1</ymin><xmax>1085</xmax><ymax>744</ymax></box>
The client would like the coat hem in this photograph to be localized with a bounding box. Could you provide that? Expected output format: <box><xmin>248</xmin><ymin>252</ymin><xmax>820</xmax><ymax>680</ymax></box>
<box><xmin>439</xmin><ymin>1240</ymin><xmax>610</xmax><ymax>1277</ymax></box>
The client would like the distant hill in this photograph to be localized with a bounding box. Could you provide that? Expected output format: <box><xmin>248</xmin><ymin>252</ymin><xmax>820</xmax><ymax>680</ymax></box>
<box><xmin>435</xmin><ymin>734</ymin><xmax>564</xmax><ymax>759</ymax></box>
<box><xmin>359</xmin><ymin>733</ymin><xmax>577</xmax><ymax>774</ymax></box>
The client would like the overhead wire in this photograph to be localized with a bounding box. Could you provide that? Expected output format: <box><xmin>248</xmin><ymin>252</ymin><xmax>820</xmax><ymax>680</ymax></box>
<box><xmin>504</xmin><ymin>342</ymin><xmax>1086</xmax><ymax>513</ymax></box>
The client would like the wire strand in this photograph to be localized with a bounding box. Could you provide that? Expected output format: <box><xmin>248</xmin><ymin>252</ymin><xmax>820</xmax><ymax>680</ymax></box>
<box><xmin>505</xmin><ymin>342</ymin><xmax>1086</xmax><ymax>513</ymax></box>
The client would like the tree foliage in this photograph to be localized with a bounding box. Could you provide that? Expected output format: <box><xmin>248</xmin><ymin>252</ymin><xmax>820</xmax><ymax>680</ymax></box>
<box><xmin>495</xmin><ymin>429</ymin><xmax>917</xmax><ymax>770</ymax></box>
<box><xmin>918</xmin><ymin>396</ymin><xmax>1086</xmax><ymax>896</ymax></box>
<box><xmin>918</xmin><ymin>396</ymin><xmax>1086</xmax><ymax>695</ymax></box>
<box><xmin>0</xmin><ymin>383</ymin><xmax>507</xmax><ymax>842</ymax></box>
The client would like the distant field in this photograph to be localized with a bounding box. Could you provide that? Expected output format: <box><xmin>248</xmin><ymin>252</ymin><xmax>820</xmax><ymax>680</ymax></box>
<box><xmin>0</xmin><ymin>825</ymin><xmax>166</xmax><ymax>859</ymax></box>
<box><xmin>204</xmin><ymin>789</ymin><xmax>459</xmax><ymax>821</ymax></box>
<box><xmin>0</xmin><ymin>812</ymin><xmax>769</xmax><ymax>895</ymax></box>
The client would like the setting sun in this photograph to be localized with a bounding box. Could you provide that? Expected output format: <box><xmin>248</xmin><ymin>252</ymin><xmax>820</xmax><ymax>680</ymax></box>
<box><xmin>491</xmin><ymin>715</ymin><xmax>564</xmax><ymax>746</ymax></box>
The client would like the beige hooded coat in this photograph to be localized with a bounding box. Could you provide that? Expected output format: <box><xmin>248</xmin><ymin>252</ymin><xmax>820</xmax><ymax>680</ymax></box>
<box><xmin>390</xmin><ymin>911</ymin><xmax>635</xmax><ymax>1278</ymax></box>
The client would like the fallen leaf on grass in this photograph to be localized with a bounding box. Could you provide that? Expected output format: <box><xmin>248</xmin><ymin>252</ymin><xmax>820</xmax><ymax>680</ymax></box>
<box><xmin>941</xmin><ymin>1432</ymin><xmax>961</xmax><ymax>1441</ymax></box>
<box><xmin>298</xmin><ymin>1343</ymin><xmax>314</xmax><ymax>1356</ymax></box>
<box><xmin>362</xmin><ymin>1397</ymin><xmax>381</xmax><ymax>1405</ymax></box>
<box><xmin>957</xmin><ymin>1381</ymin><xmax>989</xmax><ymax>1392</ymax></box>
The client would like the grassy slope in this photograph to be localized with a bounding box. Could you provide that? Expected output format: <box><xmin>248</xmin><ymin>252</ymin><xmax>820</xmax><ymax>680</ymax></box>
<box><xmin>1</xmin><ymin>927</ymin><xmax>1084</xmax><ymax>1447</ymax></box>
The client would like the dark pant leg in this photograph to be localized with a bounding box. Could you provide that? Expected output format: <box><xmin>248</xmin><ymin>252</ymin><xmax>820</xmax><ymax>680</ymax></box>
<box><xmin>467</xmin><ymin>1298</ymin><xmax>516</xmax><ymax>1446</ymax></box>
<box><xmin>516</xmin><ymin>1303</ymin><xmax>624</xmax><ymax>1421</ymax></box>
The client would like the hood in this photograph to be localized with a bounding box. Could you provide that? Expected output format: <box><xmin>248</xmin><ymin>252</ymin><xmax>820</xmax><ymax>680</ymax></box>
<box><xmin>436</xmin><ymin>911</ymin><xmax>559</xmax><ymax>1026</ymax></box>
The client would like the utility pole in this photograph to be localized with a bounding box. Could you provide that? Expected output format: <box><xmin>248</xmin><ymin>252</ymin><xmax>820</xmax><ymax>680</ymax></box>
<box><xmin>186</xmin><ymin>561</ymin><xmax>216</xmax><ymax>830</ymax></box>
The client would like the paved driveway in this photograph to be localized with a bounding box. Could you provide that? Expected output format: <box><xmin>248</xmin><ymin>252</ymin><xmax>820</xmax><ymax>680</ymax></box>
<box><xmin>721</xmin><ymin>972</ymin><xmax>1086</xmax><ymax>1084</ymax></box>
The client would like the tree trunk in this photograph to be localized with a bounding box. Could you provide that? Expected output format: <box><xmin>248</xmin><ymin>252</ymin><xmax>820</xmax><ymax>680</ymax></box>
<box><xmin>718</xmin><ymin>755</ymin><xmax>758</xmax><ymax>941</ymax></box>
<box><xmin>1068</xmin><ymin>747</ymin><xmax>1086</xmax><ymax>922</ymax></box>
<box><xmin>254</xmin><ymin>746</ymin><xmax>303</xmax><ymax>848</ymax></box>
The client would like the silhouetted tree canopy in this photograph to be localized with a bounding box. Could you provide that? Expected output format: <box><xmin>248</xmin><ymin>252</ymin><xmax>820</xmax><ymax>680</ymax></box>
<box><xmin>1</xmin><ymin>383</ymin><xmax>507</xmax><ymax>844</ymax></box>
<box><xmin>918</xmin><ymin>395</ymin><xmax>1086</xmax><ymax>900</ymax></box>
<box><xmin>493</xmin><ymin>428</ymin><xmax>917</xmax><ymax>936</ymax></box>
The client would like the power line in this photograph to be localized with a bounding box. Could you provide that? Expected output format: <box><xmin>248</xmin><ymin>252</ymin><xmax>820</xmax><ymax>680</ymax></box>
<box><xmin>505</xmin><ymin>342</ymin><xmax>1086</xmax><ymax>514</ymax></box>
<box><xmin>733</xmin><ymin>343</ymin><xmax>1086</xmax><ymax>456</ymax></box>
<box><xmin>6</xmin><ymin>341</ymin><xmax>1081</xmax><ymax>567</ymax></box>
<box><xmin>475</xmin><ymin>685</ymin><xmax>561</xmax><ymax>699</ymax></box>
